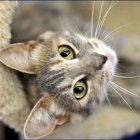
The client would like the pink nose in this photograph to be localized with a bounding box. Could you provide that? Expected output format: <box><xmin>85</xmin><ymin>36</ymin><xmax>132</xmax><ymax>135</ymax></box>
<box><xmin>107</xmin><ymin>52</ymin><xmax>113</xmax><ymax>60</ymax></box>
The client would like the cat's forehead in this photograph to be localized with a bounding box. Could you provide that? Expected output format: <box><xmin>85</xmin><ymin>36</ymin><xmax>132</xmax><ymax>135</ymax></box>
<box><xmin>40</xmin><ymin>31</ymin><xmax>105</xmax><ymax>53</ymax></box>
<box><xmin>56</xmin><ymin>31</ymin><xmax>93</xmax><ymax>50</ymax></box>
<box><xmin>55</xmin><ymin>31</ymin><xmax>106</xmax><ymax>54</ymax></box>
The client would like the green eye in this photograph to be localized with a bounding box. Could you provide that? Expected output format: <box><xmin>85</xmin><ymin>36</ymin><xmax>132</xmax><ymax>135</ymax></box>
<box><xmin>58</xmin><ymin>45</ymin><xmax>75</xmax><ymax>60</ymax></box>
<box><xmin>74</xmin><ymin>80</ymin><xmax>87</xmax><ymax>99</ymax></box>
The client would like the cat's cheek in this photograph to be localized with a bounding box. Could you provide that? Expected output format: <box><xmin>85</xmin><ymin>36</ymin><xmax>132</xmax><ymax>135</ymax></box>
<box><xmin>102</xmin><ymin>60</ymin><xmax>117</xmax><ymax>81</ymax></box>
<box><xmin>78</xmin><ymin>96</ymin><xmax>89</xmax><ymax>108</ymax></box>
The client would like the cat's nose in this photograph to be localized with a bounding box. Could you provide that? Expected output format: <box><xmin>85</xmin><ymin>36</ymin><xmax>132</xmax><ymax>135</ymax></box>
<box><xmin>101</xmin><ymin>55</ymin><xmax>108</xmax><ymax>64</ymax></box>
<box><xmin>95</xmin><ymin>53</ymin><xmax>108</xmax><ymax>69</ymax></box>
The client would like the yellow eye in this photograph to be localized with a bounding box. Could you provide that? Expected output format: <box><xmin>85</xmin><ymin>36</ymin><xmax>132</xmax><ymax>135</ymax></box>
<box><xmin>74</xmin><ymin>80</ymin><xmax>87</xmax><ymax>99</ymax></box>
<box><xmin>58</xmin><ymin>45</ymin><xmax>75</xmax><ymax>60</ymax></box>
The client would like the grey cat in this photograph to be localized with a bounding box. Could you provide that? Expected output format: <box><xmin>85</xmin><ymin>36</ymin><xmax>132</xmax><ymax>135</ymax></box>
<box><xmin>0</xmin><ymin>1</ymin><xmax>139</xmax><ymax>139</ymax></box>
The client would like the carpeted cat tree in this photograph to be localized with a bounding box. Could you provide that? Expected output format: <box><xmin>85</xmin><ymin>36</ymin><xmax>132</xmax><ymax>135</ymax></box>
<box><xmin>0</xmin><ymin>1</ymin><xmax>31</xmax><ymax>134</ymax></box>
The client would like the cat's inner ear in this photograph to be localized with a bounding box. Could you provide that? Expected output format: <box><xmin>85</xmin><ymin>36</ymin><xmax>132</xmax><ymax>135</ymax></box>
<box><xmin>24</xmin><ymin>95</ymin><xmax>67</xmax><ymax>139</ymax></box>
<box><xmin>0</xmin><ymin>41</ymin><xmax>42</xmax><ymax>74</ymax></box>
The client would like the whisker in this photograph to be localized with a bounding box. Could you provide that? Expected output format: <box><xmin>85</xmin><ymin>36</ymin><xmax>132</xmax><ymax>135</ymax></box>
<box><xmin>70</xmin><ymin>18</ymin><xmax>84</xmax><ymax>35</ymax></box>
<box><xmin>61</xmin><ymin>95</ymin><xmax>67</xmax><ymax>111</ymax></box>
<box><xmin>110</xmin><ymin>85</ymin><xmax>135</xmax><ymax>112</ymax></box>
<box><xmin>65</xmin><ymin>95</ymin><xmax>70</xmax><ymax>110</ymax></box>
<box><xmin>96</xmin><ymin>1</ymin><xmax>111</xmax><ymax>39</ymax></box>
<box><xmin>108</xmin><ymin>86</ymin><xmax>116</xmax><ymax>97</ymax></box>
<box><xmin>114</xmin><ymin>74</ymin><xmax>140</xmax><ymax>79</ymax></box>
<box><xmin>97</xmin><ymin>1</ymin><xmax>119</xmax><ymax>39</ymax></box>
<box><xmin>59</xmin><ymin>15</ymin><xmax>80</xmax><ymax>34</ymax></box>
<box><xmin>111</xmin><ymin>82</ymin><xmax>140</xmax><ymax>98</ymax></box>
<box><xmin>58</xmin><ymin>16</ymin><xmax>67</xmax><ymax>31</ymax></box>
<box><xmin>91</xmin><ymin>1</ymin><xmax>95</xmax><ymax>38</ymax></box>
<box><xmin>66</xmin><ymin>92</ymin><xmax>74</xmax><ymax>111</ymax></box>
<box><xmin>115</xmin><ymin>72</ymin><xmax>135</xmax><ymax>75</ymax></box>
<box><xmin>102</xmin><ymin>23</ymin><xmax>132</xmax><ymax>41</ymax></box>
<box><xmin>56</xmin><ymin>94</ymin><xmax>62</xmax><ymax>107</ymax></box>
<box><xmin>103</xmin><ymin>86</ymin><xmax>112</xmax><ymax>107</ymax></box>
<box><xmin>56</xmin><ymin>94</ymin><xmax>68</xmax><ymax>114</ymax></box>
<box><xmin>95</xmin><ymin>1</ymin><xmax>104</xmax><ymax>38</ymax></box>
<box><xmin>48</xmin><ymin>92</ymin><xmax>60</xmax><ymax>105</ymax></box>
<box><xmin>84</xmin><ymin>22</ymin><xmax>92</xmax><ymax>37</ymax></box>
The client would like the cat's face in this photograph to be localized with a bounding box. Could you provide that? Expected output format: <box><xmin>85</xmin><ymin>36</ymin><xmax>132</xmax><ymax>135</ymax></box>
<box><xmin>0</xmin><ymin>31</ymin><xmax>117</xmax><ymax>139</ymax></box>
<box><xmin>36</xmin><ymin>31</ymin><xmax>117</xmax><ymax>114</ymax></box>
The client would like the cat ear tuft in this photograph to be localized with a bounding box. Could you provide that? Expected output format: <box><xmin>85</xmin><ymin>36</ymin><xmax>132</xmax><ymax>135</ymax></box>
<box><xmin>23</xmin><ymin>95</ymin><xmax>67</xmax><ymax>139</ymax></box>
<box><xmin>0</xmin><ymin>41</ymin><xmax>43</xmax><ymax>74</ymax></box>
<box><xmin>38</xmin><ymin>31</ymin><xmax>55</xmax><ymax>43</ymax></box>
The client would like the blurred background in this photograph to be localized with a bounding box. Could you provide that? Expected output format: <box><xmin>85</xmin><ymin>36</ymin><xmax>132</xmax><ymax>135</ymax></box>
<box><xmin>1</xmin><ymin>1</ymin><xmax>140</xmax><ymax>139</ymax></box>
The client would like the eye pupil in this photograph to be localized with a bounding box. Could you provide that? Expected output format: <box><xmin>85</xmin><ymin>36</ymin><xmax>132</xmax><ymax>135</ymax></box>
<box><xmin>74</xmin><ymin>86</ymin><xmax>84</xmax><ymax>94</ymax></box>
<box><xmin>73</xmin><ymin>80</ymin><xmax>87</xmax><ymax>100</ymax></box>
<box><xmin>60</xmin><ymin>50</ymin><xmax>70</xmax><ymax>58</ymax></box>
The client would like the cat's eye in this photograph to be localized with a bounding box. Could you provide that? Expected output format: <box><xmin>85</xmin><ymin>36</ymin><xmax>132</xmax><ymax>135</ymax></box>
<box><xmin>74</xmin><ymin>80</ymin><xmax>87</xmax><ymax>99</ymax></box>
<box><xmin>58</xmin><ymin>45</ymin><xmax>75</xmax><ymax>60</ymax></box>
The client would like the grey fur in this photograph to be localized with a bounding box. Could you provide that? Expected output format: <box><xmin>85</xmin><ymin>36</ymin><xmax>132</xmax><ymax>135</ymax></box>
<box><xmin>35</xmin><ymin>31</ymin><xmax>117</xmax><ymax>116</ymax></box>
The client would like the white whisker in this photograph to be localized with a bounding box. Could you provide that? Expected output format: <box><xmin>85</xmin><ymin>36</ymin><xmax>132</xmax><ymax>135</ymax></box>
<box><xmin>108</xmin><ymin>86</ymin><xmax>116</xmax><ymax>97</ymax></box>
<box><xmin>111</xmin><ymin>82</ymin><xmax>140</xmax><ymax>98</ymax></box>
<box><xmin>115</xmin><ymin>72</ymin><xmax>135</xmax><ymax>75</ymax></box>
<box><xmin>102</xmin><ymin>23</ymin><xmax>132</xmax><ymax>41</ymax></box>
<box><xmin>110</xmin><ymin>85</ymin><xmax>134</xmax><ymax>112</ymax></box>
<box><xmin>91</xmin><ymin>1</ymin><xmax>95</xmax><ymax>38</ymax></box>
<box><xmin>95</xmin><ymin>1</ymin><xmax>104</xmax><ymax>38</ymax></box>
<box><xmin>59</xmin><ymin>16</ymin><xmax>81</xmax><ymax>34</ymax></box>
<box><xmin>97</xmin><ymin>1</ymin><xmax>119</xmax><ymax>39</ymax></box>
<box><xmin>48</xmin><ymin>92</ymin><xmax>60</xmax><ymax>104</ymax></box>
<box><xmin>114</xmin><ymin>74</ymin><xmax>140</xmax><ymax>79</ymax></box>
<box><xmin>56</xmin><ymin>94</ymin><xmax>62</xmax><ymax>108</ymax></box>
<box><xmin>71</xmin><ymin>18</ymin><xmax>84</xmax><ymax>35</ymax></box>
<box><xmin>103</xmin><ymin>86</ymin><xmax>112</xmax><ymax>107</ymax></box>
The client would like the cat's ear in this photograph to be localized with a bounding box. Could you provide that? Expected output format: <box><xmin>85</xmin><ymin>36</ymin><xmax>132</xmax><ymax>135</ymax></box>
<box><xmin>0</xmin><ymin>41</ymin><xmax>43</xmax><ymax>74</ymax></box>
<box><xmin>23</xmin><ymin>95</ymin><xmax>67</xmax><ymax>139</ymax></box>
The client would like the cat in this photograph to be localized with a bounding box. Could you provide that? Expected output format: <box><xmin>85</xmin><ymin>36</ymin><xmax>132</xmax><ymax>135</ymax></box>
<box><xmin>1</xmin><ymin>1</ymin><xmax>139</xmax><ymax>139</ymax></box>
<box><xmin>0</xmin><ymin>27</ymin><xmax>118</xmax><ymax>139</ymax></box>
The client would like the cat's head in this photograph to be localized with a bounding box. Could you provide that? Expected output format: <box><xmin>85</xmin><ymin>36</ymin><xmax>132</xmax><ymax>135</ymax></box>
<box><xmin>36</xmin><ymin>31</ymin><xmax>117</xmax><ymax>112</ymax></box>
<box><xmin>0</xmin><ymin>31</ymin><xmax>117</xmax><ymax>139</ymax></box>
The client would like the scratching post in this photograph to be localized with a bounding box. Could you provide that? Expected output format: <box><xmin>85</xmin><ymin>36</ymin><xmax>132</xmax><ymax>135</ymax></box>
<box><xmin>0</xmin><ymin>1</ymin><xmax>31</xmax><ymax>133</ymax></box>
